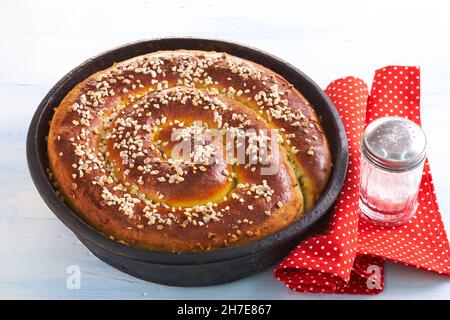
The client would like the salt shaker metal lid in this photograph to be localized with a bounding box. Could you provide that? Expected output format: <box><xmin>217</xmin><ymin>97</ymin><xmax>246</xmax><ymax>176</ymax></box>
<box><xmin>362</xmin><ymin>116</ymin><xmax>427</xmax><ymax>172</ymax></box>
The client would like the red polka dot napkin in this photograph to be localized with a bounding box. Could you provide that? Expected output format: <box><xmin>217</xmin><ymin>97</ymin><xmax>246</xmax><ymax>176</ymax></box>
<box><xmin>274</xmin><ymin>66</ymin><xmax>450</xmax><ymax>294</ymax></box>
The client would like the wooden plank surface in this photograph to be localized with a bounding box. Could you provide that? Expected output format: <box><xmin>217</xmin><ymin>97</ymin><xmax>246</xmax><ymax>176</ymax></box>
<box><xmin>1</xmin><ymin>0</ymin><xmax>449</xmax><ymax>299</ymax></box>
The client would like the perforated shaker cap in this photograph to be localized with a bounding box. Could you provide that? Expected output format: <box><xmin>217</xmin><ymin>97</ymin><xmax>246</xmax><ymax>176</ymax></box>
<box><xmin>362</xmin><ymin>116</ymin><xmax>427</xmax><ymax>171</ymax></box>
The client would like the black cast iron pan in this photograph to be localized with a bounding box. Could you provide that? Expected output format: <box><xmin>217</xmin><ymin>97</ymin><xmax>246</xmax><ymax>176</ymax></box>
<box><xmin>27</xmin><ymin>38</ymin><xmax>348</xmax><ymax>286</ymax></box>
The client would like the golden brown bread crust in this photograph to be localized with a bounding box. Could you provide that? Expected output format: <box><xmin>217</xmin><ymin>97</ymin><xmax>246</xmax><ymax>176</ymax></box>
<box><xmin>47</xmin><ymin>50</ymin><xmax>331</xmax><ymax>252</ymax></box>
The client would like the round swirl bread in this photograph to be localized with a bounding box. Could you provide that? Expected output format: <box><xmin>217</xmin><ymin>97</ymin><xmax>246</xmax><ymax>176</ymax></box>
<box><xmin>48</xmin><ymin>50</ymin><xmax>331</xmax><ymax>252</ymax></box>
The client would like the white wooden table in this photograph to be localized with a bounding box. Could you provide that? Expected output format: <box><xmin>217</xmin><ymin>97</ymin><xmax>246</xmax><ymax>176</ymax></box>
<box><xmin>1</xmin><ymin>0</ymin><xmax>449</xmax><ymax>299</ymax></box>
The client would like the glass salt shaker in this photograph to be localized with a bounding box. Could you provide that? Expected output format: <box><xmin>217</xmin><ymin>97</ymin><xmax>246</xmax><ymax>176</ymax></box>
<box><xmin>359</xmin><ymin>116</ymin><xmax>427</xmax><ymax>226</ymax></box>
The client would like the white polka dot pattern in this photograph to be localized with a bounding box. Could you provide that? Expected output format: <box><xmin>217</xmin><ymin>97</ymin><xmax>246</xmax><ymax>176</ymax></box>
<box><xmin>274</xmin><ymin>66</ymin><xmax>450</xmax><ymax>294</ymax></box>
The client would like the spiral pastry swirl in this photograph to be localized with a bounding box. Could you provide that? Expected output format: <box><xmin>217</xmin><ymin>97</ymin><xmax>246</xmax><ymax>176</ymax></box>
<box><xmin>48</xmin><ymin>50</ymin><xmax>331</xmax><ymax>252</ymax></box>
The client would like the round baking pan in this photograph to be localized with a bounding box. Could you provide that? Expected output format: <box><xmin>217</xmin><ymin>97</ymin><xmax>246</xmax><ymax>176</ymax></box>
<box><xmin>27</xmin><ymin>38</ymin><xmax>348</xmax><ymax>286</ymax></box>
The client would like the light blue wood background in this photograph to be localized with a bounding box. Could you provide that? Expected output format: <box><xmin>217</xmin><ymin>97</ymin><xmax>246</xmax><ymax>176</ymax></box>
<box><xmin>1</xmin><ymin>0</ymin><xmax>449</xmax><ymax>299</ymax></box>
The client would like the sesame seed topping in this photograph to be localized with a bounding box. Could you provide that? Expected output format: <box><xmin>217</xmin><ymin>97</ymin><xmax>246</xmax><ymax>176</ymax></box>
<box><xmin>48</xmin><ymin>50</ymin><xmax>325</xmax><ymax>250</ymax></box>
